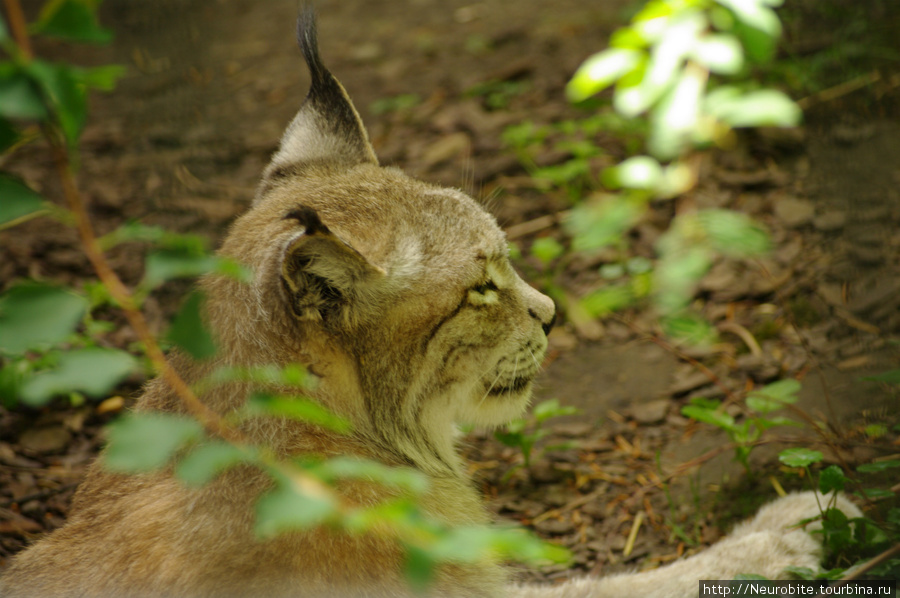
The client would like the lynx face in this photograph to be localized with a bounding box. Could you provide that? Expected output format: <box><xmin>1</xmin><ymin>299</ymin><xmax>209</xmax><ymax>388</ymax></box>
<box><xmin>205</xmin><ymin>17</ymin><xmax>555</xmax><ymax>473</ymax></box>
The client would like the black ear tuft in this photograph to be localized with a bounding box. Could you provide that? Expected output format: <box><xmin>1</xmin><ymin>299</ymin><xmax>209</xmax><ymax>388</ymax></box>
<box><xmin>297</xmin><ymin>6</ymin><xmax>327</xmax><ymax>90</ymax></box>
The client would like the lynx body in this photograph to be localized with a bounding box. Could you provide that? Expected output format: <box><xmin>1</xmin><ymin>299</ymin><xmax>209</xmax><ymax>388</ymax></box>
<box><xmin>0</xmin><ymin>11</ymin><xmax>860</xmax><ymax>598</ymax></box>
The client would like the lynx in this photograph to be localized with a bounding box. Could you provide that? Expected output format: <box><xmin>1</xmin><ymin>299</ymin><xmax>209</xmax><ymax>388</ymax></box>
<box><xmin>0</xmin><ymin>10</ymin><xmax>860</xmax><ymax>598</ymax></box>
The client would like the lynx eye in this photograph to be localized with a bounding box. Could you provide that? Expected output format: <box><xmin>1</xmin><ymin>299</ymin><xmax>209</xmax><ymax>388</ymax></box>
<box><xmin>468</xmin><ymin>279</ymin><xmax>500</xmax><ymax>306</ymax></box>
<box><xmin>472</xmin><ymin>279</ymin><xmax>499</xmax><ymax>295</ymax></box>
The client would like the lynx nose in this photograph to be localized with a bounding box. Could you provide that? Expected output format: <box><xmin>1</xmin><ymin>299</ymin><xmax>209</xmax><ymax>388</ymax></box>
<box><xmin>542</xmin><ymin>311</ymin><xmax>557</xmax><ymax>336</ymax></box>
<box><xmin>528</xmin><ymin>307</ymin><xmax>556</xmax><ymax>336</ymax></box>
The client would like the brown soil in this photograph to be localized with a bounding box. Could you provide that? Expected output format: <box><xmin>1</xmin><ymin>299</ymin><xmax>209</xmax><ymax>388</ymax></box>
<box><xmin>1</xmin><ymin>0</ymin><xmax>899</xmax><ymax>583</ymax></box>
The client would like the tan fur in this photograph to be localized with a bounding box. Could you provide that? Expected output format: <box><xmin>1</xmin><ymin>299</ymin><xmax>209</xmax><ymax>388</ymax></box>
<box><xmin>0</xmin><ymin>13</ymin><xmax>861</xmax><ymax>598</ymax></box>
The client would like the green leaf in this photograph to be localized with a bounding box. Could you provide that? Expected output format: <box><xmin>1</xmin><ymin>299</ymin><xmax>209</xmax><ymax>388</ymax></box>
<box><xmin>654</xmin><ymin>239</ymin><xmax>713</xmax><ymax>314</ymax></box>
<box><xmin>681</xmin><ymin>403</ymin><xmax>735</xmax><ymax>431</ymax></box>
<box><xmin>697</xmin><ymin>209</ymin><xmax>771</xmax><ymax>257</ymax></box>
<box><xmin>778</xmin><ymin>448</ymin><xmax>823</xmax><ymax>468</ymax></box>
<box><xmin>246</xmin><ymin>392</ymin><xmax>352</xmax><ymax>434</ymax></box>
<box><xmin>175</xmin><ymin>441</ymin><xmax>251</xmax><ymax>486</ymax></box>
<box><xmin>530</xmin><ymin>237</ymin><xmax>564</xmax><ymax>265</ymax></box>
<box><xmin>568</xmin><ymin>195</ymin><xmax>645</xmax><ymax>252</ymax></box>
<box><xmin>855</xmin><ymin>488</ymin><xmax>895</xmax><ymax>500</ymax></box>
<box><xmin>532</xmin><ymin>398</ymin><xmax>578</xmax><ymax>422</ymax></box>
<box><xmin>254</xmin><ymin>476</ymin><xmax>336</xmax><ymax>538</ymax></box>
<box><xmin>26</xmin><ymin>60</ymin><xmax>86</xmax><ymax>147</ymax></box>
<box><xmin>0</xmin><ymin>66</ymin><xmax>48</xmax><ymax>121</ymax></box>
<box><xmin>861</xmin><ymin>369</ymin><xmax>900</xmax><ymax>384</ymax></box>
<box><xmin>714</xmin><ymin>0</ymin><xmax>782</xmax><ymax>37</ymax></box>
<box><xmin>746</xmin><ymin>379</ymin><xmax>800</xmax><ymax>413</ymax></box>
<box><xmin>567</xmin><ymin>48</ymin><xmax>643</xmax><ymax>102</ymax></box>
<box><xmin>856</xmin><ymin>460</ymin><xmax>900</xmax><ymax>473</ymax></box>
<box><xmin>166</xmin><ymin>290</ymin><xmax>216</xmax><ymax>360</ymax></box>
<box><xmin>20</xmin><ymin>348</ymin><xmax>137</xmax><ymax>406</ymax></box>
<box><xmin>32</xmin><ymin>0</ymin><xmax>113</xmax><ymax>44</ymax></box>
<box><xmin>0</xmin><ymin>117</ymin><xmax>19</xmax><ymax>152</ymax></box>
<box><xmin>104</xmin><ymin>412</ymin><xmax>204</xmax><ymax>473</ymax></box>
<box><xmin>579</xmin><ymin>285</ymin><xmax>634</xmax><ymax>317</ymax></box>
<box><xmin>0</xmin><ymin>175</ymin><xmax>47</xmax><ymax>227</ymax></box>
<box><xmin>142</xmin><ymin>249</ymin><xmax>218</xmax><ymax>289</ymax></box>
<box><xmin>818</xmin><ymin>465</ymin><xmax>848</xmax><ymax>494</ymax></box>
<box><xmin>404</xmin><ymin>546</ymin><xmax>435</xmax><ymax>594</ymax></box>
<box><xmin>782</xmin><ymin>566</ymin><xmax>816</xmax><ymax>580</ymax></box>
<box><xmin>691</xmin><ymin>34</ymin><xmax>744</xmax><ymax>75</ymax></box>
<box><xmin>101</xmin><ymin>222</ymin><xmax>211</xmax><ymax>251</ymax></box>
<box><xmin>705</xmin><ymin>87</ymin><xmax>801</xmax><ymax>128</ymax></box>
<box><xmin>733</xmin><ymin>21</ymin><xmax>777</xmax><ymax>63</ymax></box>
<box><xmin>0</xmin><ymin>282</ymin><xmax>88</xmax><ymax>354</ymax></box>
<box><xmin>73</xmin><ymin>64</ymin><xmax>127</xmax><ymax>91</ymax></box>
<box><xmin>316</xmin><ymin>457</ymin><xmax>429</xmax><ymax>496</ymax></box>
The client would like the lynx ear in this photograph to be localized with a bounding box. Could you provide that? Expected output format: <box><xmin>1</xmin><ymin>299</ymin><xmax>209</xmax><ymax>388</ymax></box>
<box><xmin>263</xmin><ymin>9</ymin><xmax>377</xmax><ymax>186</ymax></box>
<box><xmin>281</xmin><ymin>206</ymin><xmax>385</xmax><ymax>324</ymax></box>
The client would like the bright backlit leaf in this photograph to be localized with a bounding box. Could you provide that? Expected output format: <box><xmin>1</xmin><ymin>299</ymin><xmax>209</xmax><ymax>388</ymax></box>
<box><xmin>691</xmin><ymin>34</ymin><xmax>744</xmax><ymax>74</ymax></box>
<box><xmin>567</xmin><ymin>48</ymin><xmax>643</xmax><ymax>102</ymax></box>
<box><xmin>715</xmin><ymin>0</ymin><xmax>782</xmax><ymax>38</ymax></box>
<box><xmin>605</xmin><ymin>155</ymin><xmax>663</xmax><ymax>190</ymax></box>
<box><xmin>649</xmin><ymin>66</ymin><xmax>705</xmax><ymax>160</ymax></box>
<box><xmin>706</xmin><ymin>87</ymin><xmax>801</xmax><ymax>128</ymax></box>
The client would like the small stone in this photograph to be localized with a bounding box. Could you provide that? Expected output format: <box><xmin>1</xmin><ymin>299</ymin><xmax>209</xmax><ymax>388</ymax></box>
<box><xmin>19</xmin><ymin>426</ymin><xmax>72</xmax><ymax>454</ymax></box>
<box><xmin>773</xmin><ymin>197</ymin><xmax>815</xmax><ymax>228</ymax></box>
<box><xmin>628</xmin><ymin>399</ymin><xmax>670</xmax><ymax>424</ymax></box>
<box><xmin>533</xmin><ymin>517</ymin><xmax>575</xmax><ymax>535</ymax></box>
<box><xmin>813</xmin><ymin>211</ymin><xmax>846</xmax><ymax>232</ymax></box>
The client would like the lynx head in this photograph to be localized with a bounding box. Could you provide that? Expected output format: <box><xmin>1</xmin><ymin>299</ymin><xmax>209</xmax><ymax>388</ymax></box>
<box><xmin>204</xmin><ymin>10</ymin><xmax>555</xmax><ymax>473</ymax></box>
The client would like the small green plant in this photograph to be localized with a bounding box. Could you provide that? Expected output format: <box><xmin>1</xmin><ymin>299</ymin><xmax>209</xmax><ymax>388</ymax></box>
<box><xmin>681</xmin><ymin>378</ymin><xmax>802</xmax><ymax>471</ymax></box>
<box><xmin>466</xmin><ymin>78</ymin><xmax>530</xmax><ymax>110</ymax></box>
<box><xmin>776</xmin><ymin>450</ymin><xmax>900</xmax><ymax>579</ymax></box>
<box><xmin>494</xmin><ymin>399</ymin><xmax>579</xmax><ymax>470</ymax></box>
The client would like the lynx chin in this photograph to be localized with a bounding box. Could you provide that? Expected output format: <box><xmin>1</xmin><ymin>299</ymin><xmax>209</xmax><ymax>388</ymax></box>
<box><xmin>0</xmin><ymin>9</ymin><xmax>861</xmax><ymax>598</ymax></box>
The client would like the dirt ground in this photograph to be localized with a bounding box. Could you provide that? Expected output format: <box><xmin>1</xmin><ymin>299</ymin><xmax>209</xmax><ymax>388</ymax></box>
<box><xmin>1</xmin><ymin>0</ymin><xmax>899</xmax><ymax>584</ymax></box>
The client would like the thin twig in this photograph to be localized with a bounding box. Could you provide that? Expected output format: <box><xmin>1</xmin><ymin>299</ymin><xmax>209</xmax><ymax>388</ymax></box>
<box><xmin>812</xmin><ymin>543</ymin><xmax>900</xmax><ymax>598</ymax></box>
<box><xmin>797</xmin><ymin>71</ymin><xmax>881</xmax><ymax>110</ymax></box>
<box><xmin>47</xmin><ymin>134</ymin><xmax>337</xmax><ymax>505</ymax></box>
<box><xmin>2</xmin><ymin>0</ymin><xmax>32</xmax><ymax>60</ymax></box>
